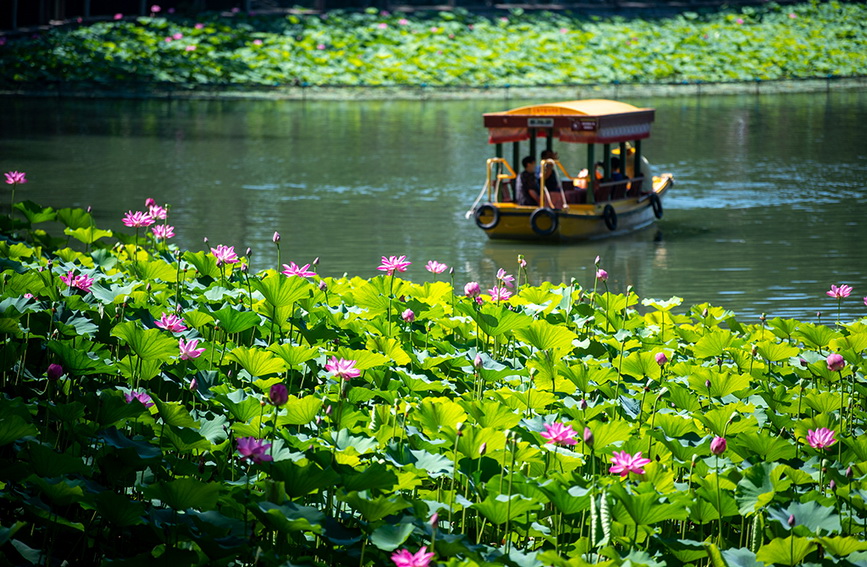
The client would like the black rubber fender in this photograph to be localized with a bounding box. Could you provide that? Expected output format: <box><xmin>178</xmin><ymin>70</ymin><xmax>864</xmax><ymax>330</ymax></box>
<box><xmin>602</xmin><ymin>204</ymin><xmax>618</xmax><ymax>231</ymax></box>
<box><xmin>530</xmin><ymin>207</ymin><xmax>559</xmax><ymax>236</ymax></box>
<box><xmin>650</xmin><ymin>193</ymin><xmax>663</xmax><ymax>219</ymax></box>
<box><xmin>474</xmin><ymin>204</ymin><xmax>500</xmax><ymax>230</ymax></box>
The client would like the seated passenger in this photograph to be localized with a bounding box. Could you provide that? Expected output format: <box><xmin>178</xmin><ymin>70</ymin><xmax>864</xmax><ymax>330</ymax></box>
<box><xmin>536</xmin><ymin>150</ymin><xmax>560</xmax><ymax>194</ymax></box>
<box><xmin>611</xmin><ymin>157</ymin><xmax>628</xmax><ymax>198</ymax></box>
<box><xmin>515</xmin><ymin>156</ymin><xmax>540</xmax><ymax>206</ymax></box>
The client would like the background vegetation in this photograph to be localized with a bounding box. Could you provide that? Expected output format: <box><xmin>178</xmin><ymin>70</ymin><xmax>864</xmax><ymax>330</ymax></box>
<box><xmin>0</xmin><ymin>1</ymin><xmax>865</xmax><ymax>89</ymax></box>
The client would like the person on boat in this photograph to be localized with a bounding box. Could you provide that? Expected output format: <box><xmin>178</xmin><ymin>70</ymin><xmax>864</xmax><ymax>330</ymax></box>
<box><xmin>536</xmin><ymin>150</ymin><xmax>560</xmax><ymax>193</ymax></box>
<box><xmin>611</xmin><ymin>157</ymin><xmax>628</xmax><ymax>198</ymax></box>
<box><xmin>515</xmin><ymin>156</ymin><xmax>541</xmax><ymax>206</ymax></box>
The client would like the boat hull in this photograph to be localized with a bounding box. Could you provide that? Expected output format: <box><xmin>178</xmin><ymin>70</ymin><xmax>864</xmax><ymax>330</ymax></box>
<box><xmin>475</xmin><ymin>175</ymin><xmax>673</xmax><ymax>242</ymax></box>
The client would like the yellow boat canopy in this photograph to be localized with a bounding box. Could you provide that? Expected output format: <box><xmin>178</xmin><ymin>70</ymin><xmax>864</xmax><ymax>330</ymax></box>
<box><xmin>483</xmin><ymin>99</ymin><xmax>655</xmax><ymax>145</ymax></box>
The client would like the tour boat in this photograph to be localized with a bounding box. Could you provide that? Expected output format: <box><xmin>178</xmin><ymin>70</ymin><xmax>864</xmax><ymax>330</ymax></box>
<box><xmin>467</xmin><ymin>99</ymin><xmax>674</xmax><ymax>242</ymax></box>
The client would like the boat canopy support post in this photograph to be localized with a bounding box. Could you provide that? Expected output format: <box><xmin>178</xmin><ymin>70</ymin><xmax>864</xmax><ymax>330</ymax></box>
<box><xmin>634</xmin><ymin>139</ymin><xmax>643</xmax><ymax>190</ymax></box>
<box><xmin>587</xmin><ymin>144</ymin><xmax>596</xmax><ymax>204</ymax></box>
<box><xmin>603</xmin><ymin>144</ymin><xmax>611</xmax><ymax>180</ymax></box>
<box><xmin>512</xmin><ymin>142</ymin><xmax>520</xmax><ymax>175</ymax></box>
<box><xmin>546</xmin><ymin>131</ymin><xmax>553</xmax><ymax>153</ymax></box>
<box><xmin>529</xmin><ymin>128</ymin><xmax>537</xmax><ymax>162</ymax></box>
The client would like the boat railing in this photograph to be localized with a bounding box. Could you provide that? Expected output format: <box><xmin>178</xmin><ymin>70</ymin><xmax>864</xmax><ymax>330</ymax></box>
<box><xmin>540</xmin><ymin>158</ymin><xmax>572</xmax><ymax>210</ymax></box>
<box><xmin>465</xmin><ymin>157</ymin><xmax>516</xmax><ymax>219</ymax></box>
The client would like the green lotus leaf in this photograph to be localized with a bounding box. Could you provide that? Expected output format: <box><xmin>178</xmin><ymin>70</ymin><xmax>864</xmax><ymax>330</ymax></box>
<box><xmin>225</xmin><ymin>346</ymin><xmax>287</xmax><ymax>377</ymax></box>
<box><xmin>621</xmin><ymin>350</ymin><xmax>663</xmax><ymax>380</ymax></box>
<box><xmin>731</xmin><ymin>433</ymin><xmax>795</xmax><ymax>462</ymax></box>
<box><xmin>269</xmin><ymin>343</ymin><xmax>319</xmax><ymax>367</ymax></box>
<box><xmin>816</xmin><ymin>536</ymin><xmax>867</xmax><ymax>557</ymax></box>
<box><xmin>151</xmin><ymin>397</ymin><xmax>198</xmax><ymax>428</ymax></box>
<box><xmin>26</xmin><ymin>442</ymin><xmax>90</xmax><ymax>477</ymax></box>
<box><xmin>279</xmin><ymin>395</ymin><xmax>322</xmax><ymax>426</ymax></box>
<box><xmin>89</xmin><ymin>281</ymin><xmax>138</xmax><ymax>304</ymax></box>
<box><xmin>406</xmin><ymin>448</ymin><xmax>453</xmax><ymax>479</ymax></box>
<box><xmin>13</xmin><ymin>200</ymin><xmax>56</xmax><ymax>224</ymax></box>
<box><xmin>252</xmin><ymin>271</ymin><xmax>313</xmax><ymax>308</ymax></box>
<box><xmin>793</xmin><ymin>323</ymin><xmax>840</xmax><ymax>349</ymax></box>
<box><xmin>94</xmin><ymin>491</ymin><xmax>145</xmax><ymax>527</ymax></box>
<box><xmin>768</xmin><ymin>500</ymin><xmax>841</xmax><ymax>536</ymax></box>
<box><xmin>514</xmin><ymin>319</ymin><xmax>578</xmax><ymax>354</ymax></box>
<box><xmin>755</xmin><ymin>340</ymin><xmax>800</xmax><ymax>363</ymax></box>
<box><xmin>137</xmin><ymin>258</ymin><xmax>177</xmax><ymax>282</ymax></box>
<box><xmin>182</xmin><ymin>250</ymin><xmax>221</xmax><ymax>279</ymax></box>
<box><xmin>460</xmin><ymin>400</ymin><xmax>523</xmax><ymax>430</ymax></box>
<box><xmin>56</xmin><ymin>207</ymin><xmax>94</xmax><ymax>230</ymax></box>
<box><xmin>608</xmin><ymin>483</ymin><xmax>688</xmax><ymax>526</ymax></box>
<box><xmin>64</xmin><ymin>226</ymin><xmax>113</xmax><ymax>245</ymax></box>
<box><xmin>213</xmin><ymin>390</ymin><xmax>262</xmax><ymax>423</ymax></box>
<box><xmin>271</xmin><ymin>461</ymin><xmax>341</xmax><ymax>498</ymax></box>
<box><xmin>414</xmin><ymin>397</ymin><xmax>468</xmax><ymax>436</ymax></box>
<box><xmin>457</xmin><ymin>301</ymin><xmax>532</xmax><ymax>337</ymax></box>
<box><xmin>735</xmin><ymin>463</ymin><xmax>787</xmax><ymax>516</ymax></box>
<box><xmin>473</xmin><ymin>493</ymin><xmax>542</xmax><ymax>525</ymax></box>
<box><xmin>692</xmin><ymin>330</ymin><xmax>737</xmax><ymax>359</ymax></box>
<box><xmin>256</xmin><ymin>502</ymin><xmax>324</xmax><ymax>534</ymax></box>
<box><xmin>755</xmin><ymin>536</ymin><xmax>816</xmax><ymax>567</ymax></box>
<box><xmin>343</xmin><ymin>462</ymin><xmax>398</xmax><ymax>492</ymax></box>
<box><xmin>111</xmin><ymin>320</ymin><xmax>179</xmax><ymax>361</ymax></box>
<box><xmin>370</xmin><ymin>521</ymin><xmax>414</xmax><ymax>551</ymax></box>
<box><xmin>145</xmin><ymin>477</ymin><xmax>222</xmax><ymax>511</ymax></box>
<box><xmin>0</xmin><ymin>415</ymin><xmax>38</xmax><ymax>446</ymax></box>
<box><xmin>340</xmin><ymin>491</ymin><xmax>411</xmax><ymax>523</ymax></box>
<box><xmin>831</xmin><ymin>332</ymin><xmax>867</xmax><ymax>353</ymax></box>
<box><xmin>212</xmin><ymin>306</ymin><xmax>262</xmax><ymax>334</ymax></box>
<box><xmin>47</xmin><ymin>340</ymin><xmax>114</xmax><ymax>375</ymax></box>
<box><xmin>29</xmin><ymin>477</ymin><xmax>87</xmax><ymax>507</ymax></box>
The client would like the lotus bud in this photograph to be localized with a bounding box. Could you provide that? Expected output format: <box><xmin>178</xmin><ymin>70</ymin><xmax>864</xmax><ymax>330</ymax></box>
<box><xmin>449</xmin><ymin>267</ymin><xmax>454</xmax><ymax>275</ymax></box>
<box><xmin>479</xmin><ymin>443</ymin><xmax>487</xmax><ymax>456</ymax></box>
<box><xmin>596</xmin><ymin>268</ymin><xmax>608</xmax><ymax>281</ymax></box>
<box><xmin>705</xmin><ymin>379</ymin><xmax>711</xmax><ymax>389</ymax></box>
<box><xmin>473</xmin><ymin>353</ymin><xmax>483</xmax><ymax>369</ymax></box>
<box><xmin>272</xmin><ymin>231</ymin><xmax>281</xmax><ymax>243</ymax></box>
<box><xmin>260</xmin><ymin>400</ymin><xmax>267</xmax><ymax>407</ymax></box>
<box><xmin>710</xmin><ymin>436</ymin><xmax>726</xmax><ymax>455</ymax></box>
<box><xmin>312</xmin><ymin>257</ymin><xmax>320</xmax><ymax>266</ymax></box>
<box><xmin>203</xmin><ymin>236</ymin><xmax>209</xmax><ymax>245</ymax></box>
<box><xmin>846</xmin><ymin>466</ymin><xmax>853</xmax><ymax>478</ymax></box>
<box><xmin>189</xmin><ymin>378</ymin><xmax>197</xmax><ymax>391</ymax></box>
<box><xmin>401</xmin><ymin>309</ymin><xmax>415</xmax><ymax>323</ymax></box>
<box><xmin>583</xmin><ymin>427</ymin><xmax>594</xmax><ymax>448</ymax></box>
<box><xmin>579</xmin><ymin>398</ymin><xmax>588</xmax><ymax>410</ymax></box>
<box><xmin>145</xmin><ymin>198</ymin><xmax>156</xmax><ymax>207</ymax></box>
<box><xmin>464</xmin><ymin>281</ymin><xmax>481</xmax><ymax>298</ymax></box>
<box><xmin>245</xmin><ymin>247</ymin><xmax>252</xmax><ymax>257</ymax></box>
<box><xmin>594</xmin><ymin>255</ymin><xmax>600</xmax><ymax>265</ymax></box>
<box><xmin>47</xmin><ymin>363</ymin><xmax>63</xmax><ymax>381</ymax></box>
<box><xmin>799</xmin><ymin>358</ymin><xmax>808</xmax><ymax>368</ymax></box>
<box><xmin>655</xmin><ymin>352</ymin><xmax>667</xmax><ymax>366</ymax></box>
<box><xmin>787</xmin><ymin>514</ymin><xmax>796</xmax><ymax>527</ymax></box>
<box><xmin>240</xmin><ymin>263</ymin><xmax>248</xmax><ymax>272</ymax></box>
<box><xmin>826</xmin><ymin>353</ymin><xmax>846</xmax><ymax>372</ymax></box>
<box><xmin>760</xmin><ymin>313</ymin><xmax>766</xmax><ymax>323</ymax></box>
<box><xmin>87</xmin><ymin>205</ymin><xmax>92</xmax><ymax>213</ymax></box>
<box><xmin>829</xmin><ymin>480</ymin><xmax>836</xmax><ymax>490</ymax></box>
<box><xmin>702</xmin><ymin>307</ymin><xmax>708</xmax><ymax>317</ymax></box>
<box><xmin>319</xmin><ymin>280</ymin><xmax>328</xmax><ymax>292</ymax></box>
<box><xmin>269</xmin><ymin>383</ymin><xmax>289</xmax><ymax>406</ymax></box>
<box><xmin>325</xmin><ymin>405</ymin><xmax>333</xmax><ymax>415</ymax></box>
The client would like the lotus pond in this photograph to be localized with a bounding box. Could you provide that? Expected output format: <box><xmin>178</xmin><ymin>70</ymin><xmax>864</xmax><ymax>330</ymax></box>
<box><xmin>1</xmin><ymin>1</ymin><xmax>866</xmax><ymax>89</ymax></box>
<box><xmin>2</xmin><ymin>178</ymin><xmax>867</xmax><ymax>566</ymax></box>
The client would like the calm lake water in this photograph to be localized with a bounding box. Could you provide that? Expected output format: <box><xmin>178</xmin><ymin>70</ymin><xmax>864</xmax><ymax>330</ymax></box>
<box><xmin>1</xmin><ymin>90</ymin><xmax>866</xmax><ymax>321</ymax></box>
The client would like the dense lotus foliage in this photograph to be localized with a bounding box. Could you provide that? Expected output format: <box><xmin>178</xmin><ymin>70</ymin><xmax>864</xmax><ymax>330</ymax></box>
<box><xmin>0</xmin><ymin>2</ymin><xmax>865</xmax><ymax>89</ymax></box>
<box><xmin>2</xmin><ymin>178</ymin><xmax>867</xmax><ymax>566</ymax></box>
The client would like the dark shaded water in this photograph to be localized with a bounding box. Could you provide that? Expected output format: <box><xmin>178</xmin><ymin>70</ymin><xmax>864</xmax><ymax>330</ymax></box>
<box><xmin>1</xmin><ymin>90</ymin><xmax>866</xmax><ymax>320</ymax></box>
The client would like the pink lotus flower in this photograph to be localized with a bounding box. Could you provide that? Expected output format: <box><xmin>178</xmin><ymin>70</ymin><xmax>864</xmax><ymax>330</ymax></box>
<box><xmin>398</xmin><ymin>18</ymin><xmax>410</xmax><ymax>25</ymax></box>
<box><xmin>185</xmin><ymin>44</ymin><xmax>196</xmax><ymax>51</ymax></box>
<box><xmin>282</xmin><ymin>262</ymin><xmax>316</xmax><ymax>278</ymax></box>
<box><xmin>826</xmin><ymin>353</ymin><xmax>846</xmax><ymax>372</ymax></box>
<box><xmin>195</xmin><ymin>22</ymin><xmax>204</xmax><ymax>29</ymax></box>
<box><xmin>377</xmin><ymin>22</ymin><xmax>388</xmax><ymax>29</ymax></box>
<box><xmin>710</xmin><ymin>436</ymin><xmax>727</xmax><ymax>455</ymax></box>
<box><xmin>540</xmin><ymin>422</ymin><xmax>578</xmax><ymax>445</ymax></box>
<box><xmin>172</xmin><ymin>32</ymin><xmax>183</xmax><ymax>40</ymax></box>
<box><xmin>583</xmin><ymin>426</ymin><xmax>594</xmax><ymax>447</ymax></box>
<box><xmin>596</xmin><ymin>269</ymin><xmax>608</xmax><ymax>281</ymax></box>
<box><xmin>211</xmin><ymin>244</ymin><xmax>239</xmax><ymax>265</ymax></box>
<box><xmin>488</xmin><ymin>286</ymin><xmax>511</xmax><ymax>302</ymax></box>
<box><xmin>655</xmin><ymin>352</ymin><xmax>668</xmax><ymax>366</ymax></box>
<box><xmin>122</xmin><ymin>210</ymin><xmax>155</xmax><ymax>228</ymax></box>
<box><xmin>391</xmin><ymin>546</ymin><xmax>434</xmax><ymax>567</ymax></box>
<box><xmin>4</xmin><ymin>171</ymin><xmax>27</xmax><ymax>185</ymax></box>
<box><xmin>151</xmin><ymin>5</ymin><xmax>161</xmax><ymax>12</ymax></box>
<box><xmin>496</xmin><ymin>268</ymin><xmax>515</xmax><ymax>288</ymax></box>
<box><xmin>325</xmin><ymin>357</ymin><xmax>360</xmax><ymax>380</ymax></box>
<box><xmin>124</xmin><ymin>390</ymin><xmax>154</xmax><ymax>407</ymax></box>
<box><xmin>252</xmin><ymin>39</ymin><xmax>263</xmax><ymax>46</ymax></box>
<box><xmin>425</xmin><ymin>260</ymin><xmax>448</xmax><ymax>274</ymax></box>
<box><xmin>316</xmin><ymin>43</ymin><xmax>326</xmax><ymax>50</ymax></box>
<box><xmin>806</xmin><ymin>427</ymin><xmax>837</xmax><ymax>449</ymax></box>
<box><xmin>827</xmin><ymin>284</ymin><xmax>852</xmax><ymax>299</ymax></box>
<box><xmin>179</xmin><ymin>338</ymin><xmax>205</xmax><ymax>360</ymax></box>
<box><xmin>609</xmin><ymin>451</ymin><xmax>651</xmax><ymax>477</ymax></box>
<box><xmin>114</xmin><ymin>13</ymin><xmax>123</xmax><ymax>20</ymax></box>
<box><xmin>60</xmin><ymin>270</ymin><xmax>94</xmax><ymax>293</ymax></box>
<box><xmin>402</xmin><ymin>309</ymin><xmax>415</xmax><ymax>323</ymax></box>
<box><xmin>164</xmin><ymin>37</ymin><xmax>172</xmax><ymax>42</ymax></box>
<box><xmin>151</xmin><ymin>224</ymin><xmax>175</xmax><ymax>239</ymax></box>
<box><xmin>464</xmin><ymin>281</ymin><xmax>481</xmax><ymax>297</ymax></box>
<box><xmin>272</xmin><ymin>231</ymin><xmax>280</xmax><ymax>243</ymax></box>
<box><xmin>378</xmin><ymin>255</ymin><xmax>411</xmax><ymax>275</ymax></box>
<box><xmin>236</xmin><ymin>437</ymin><xmax>273</xmax><ymax>464</ymax></box>
<box><xmin>155</xmin><ymin>313</ymin><xmax>187</xmax><ymax>333</ymax></box>
<box><xmin>518</xmin><ymin>255</ymin><xmax>527</xmax><ymax>268</ymax></box>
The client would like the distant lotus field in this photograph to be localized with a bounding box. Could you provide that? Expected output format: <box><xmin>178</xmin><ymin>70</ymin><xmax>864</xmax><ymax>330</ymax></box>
<box><xmin>0</xmin><ymin>1</ymin><xmax>865</xmax><ymax>88</ymax></box>
<box><xmin>2</xmin><ymin>170</ymin><xmax>867</xmax><ymax>565</ymax></box>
